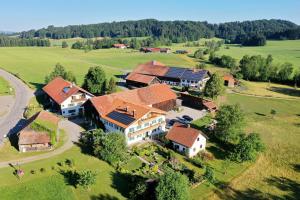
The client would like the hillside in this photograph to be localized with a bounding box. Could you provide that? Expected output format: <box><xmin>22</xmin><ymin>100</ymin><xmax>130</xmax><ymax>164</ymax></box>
<box><xmin>19</xmin><ymin>19</ymin><xmax>299</xmax><ymax>43</ymax></box>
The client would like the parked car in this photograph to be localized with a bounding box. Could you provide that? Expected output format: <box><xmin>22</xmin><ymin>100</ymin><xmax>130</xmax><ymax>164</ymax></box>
<box><xmin>182</xmin><ymin>115</ymin><xmax>193</xmax><ymax>122</ymax></box>
<box><xmin>166</xmin><ymin>119</ymin><xmax>177</xmax><ymax>129</ymax></box>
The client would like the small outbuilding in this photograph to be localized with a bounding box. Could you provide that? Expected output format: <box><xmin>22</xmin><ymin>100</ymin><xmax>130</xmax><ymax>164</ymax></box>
<box><xmin>223</xmin><ymin>74</ymin><xmax>236</xmax><ymax>88</ymax></box>
<box><xmin>113</xmin><ymin>44</ymin><xmax>127</xmax><ymax>49</ymax></box>
<box><xmin>18</xmin><ymin>111</ymin><xmax>60</xmax><ymax>152</ymax></box>
<box><xmin>166</xmin><ymin>123</ymin><xmax>207</xmax><ymax>158</ymax></box>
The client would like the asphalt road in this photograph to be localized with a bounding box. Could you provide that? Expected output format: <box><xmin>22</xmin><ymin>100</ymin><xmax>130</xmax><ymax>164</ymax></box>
<box><xmin>0</xmin><ymin>69</ymin><xmax>33</xmax><ymax>145</ymax></box>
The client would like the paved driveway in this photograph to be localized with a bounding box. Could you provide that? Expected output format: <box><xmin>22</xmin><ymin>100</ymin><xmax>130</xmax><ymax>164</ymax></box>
<box><xmin>0</xmin><ymin>69</ymin><xmax>33</xmax><ymax>145</ymax></box>
<box><xmin>166</xmin><ymin>106</ymin><xmax>207</xmax><ymax>122</ymax></box>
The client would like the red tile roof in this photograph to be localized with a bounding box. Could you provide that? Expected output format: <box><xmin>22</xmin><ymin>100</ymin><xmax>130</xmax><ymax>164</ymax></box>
<box><xmin>133</xmin><ymin>61</ymin><xmax>169</xmax><ymax>77</ymax></box>
<box><xmin>202</xmin><ymin>100</ymin><xmax>217</xmax><ymax>111</ymax></box>
<box><xmin>223</xmin><ymin>74</ymin><xmax>235</xmax><ymax>81</ymax></box>
<box><xmin>42</xmin><ymin>77</ymin><xmax>93</xmax><ymax>104</ymax></box>
<box><xmin>125</xmin><ymin>73</ymin><xmax>157</xmax><ymax>84</ymax></box>
<box><xmin>166</xmin><ymin>123</ymin><xmax>204</xmax><ymax>148</ymax></box>
<box><xmin>90</xmin><ymin>84</ymin><xmax>176</xmax><ymax>115</ymax></box>
<box><xmin>18</xmin><ymin>111</ymin><xmax>60</xmax><ymax>145</ymax></box>
<box><xmin>113</xmin><ymin>44</ymin><xmax>127</xmax><ymax>48</ymax></box>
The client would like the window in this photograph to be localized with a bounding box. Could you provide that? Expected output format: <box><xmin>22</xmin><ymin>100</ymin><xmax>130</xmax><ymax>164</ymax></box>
<box><xmin>68</xmin><ymin>109</ymin><xmax>76</xmax><ymax>114</ymax></box>
<box><xmin>129</xmin><ymin>128</ymin><xmax>135</xmax><ymax>133</ymax></box>
<box><xmin>144</xmin><ymin>122</ymin><xmax>150</xmax><ymax>127</ymax></box>
<box><xmin>200</xmin><ymin>144</ymin><xmax>203</xmax><ymax>149</ymax></box>
<box><xmin>193</xmin><ymin>148</ymin><xmax>196</xmax><ymax>152</ymax></box>
<box><xmin>152</xmin><ymin>120</ymin><xmax>156</xmax><ymax>124</ymax></box>
<box><xmin>182</xmin><ymin>147</ymin><xmax>186</xmax><ymax>152</ymax></box>
<box><xmin>68</xmin><ymin>103</ymin><xmax>75</xmax><ymax>107</ymax></box>
<box><xmin>197</xmin><ymin>137</ymin><xmax>200</xmax><ymax>141</ymax></box>
<box><xmin>158</xmin><ymin>118</ymin><xmax>163</xmax><ymax>123</ymax></box>
<box><xmin>137</xmin><ymin>125</ymin><xmax>142</xmax><ymax>130</ymax></box>
<box><xmin>129</xmin><ymin>136</ymin><xmax>135</xmax><ymax>141</ymax></box>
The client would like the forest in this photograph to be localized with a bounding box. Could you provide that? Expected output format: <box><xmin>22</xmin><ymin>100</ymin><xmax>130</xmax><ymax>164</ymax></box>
<box><xmin>0</xmin><ymin>37</ymin><xmax>50</xmax><ymax>47</ymax></box>
<box><xmin>19</xmin><ymin>19</ymin><xmax>299</xmax><ymax>45</ymax></box>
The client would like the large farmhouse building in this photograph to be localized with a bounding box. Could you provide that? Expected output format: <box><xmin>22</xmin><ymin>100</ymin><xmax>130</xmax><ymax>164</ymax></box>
<box><xmin>43</xmin><ymin>77</ymin><xmax>94</xmax><ymax>117</ymax></box>
<box><xmin>126</xmin><ymin>61</ymin><xmax>210</xmax><ymax>89</ymax></box>
<box><xmin>84</xmin><ymin>84</ymin><xmax>177</xmax><ymax>145</ymax></box>
<box><xmin>166</xmin><ymin>123</ymin><xmax>207</xmax><ymax>158</ymax></box>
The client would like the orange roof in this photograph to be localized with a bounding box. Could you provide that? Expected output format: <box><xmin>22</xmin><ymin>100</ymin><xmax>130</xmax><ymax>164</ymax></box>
<box><xmin>133</xmin><ymin>61</ymin><xmax>169</xmax><ymax>76</ymax></box>
<box><xmin>125</xmin><ymin>73</ymin><xmax>157</xmax><ymax>84</ymax></box>
<box><xmin>88</xmin><ymin>84</ymin><xmax>175</xmax><ymax>128</ymax></box>
<box><xmin>223</xmin><ymin>74</ymin><xmax>235</xmax><ymax>81</ymax></box>
<box><xmin>113</xmin><ymin>44</ymin><xmax>126</xmax><ymax>48</ymax></box>
<box><xmin>90</xmin><ymin>84</ymin><xmax>176</xmax><ymax>115</ymax></box>
<box><xmin>166</xmin><ymin>123</ymin><xmax>203</xmax><ymax>148</ymax></box>
<box><xmin>42</xmin><ymin>77</ymin><xmax>93</xmax><ymax>104</ymax></box>
<box><xmin>90</xmin><ymin>97</ymin><xmax>165</xmax><ymax>128</ymax></box>
<box><xmin>18</xmin><ymin>111</ymin><xmax>60</xmax><ymax>145</ymax></box>
<box><xmin>202</xmin><ymin>100</ymin><xmax>217</xmax><ymax>110</ymax></box>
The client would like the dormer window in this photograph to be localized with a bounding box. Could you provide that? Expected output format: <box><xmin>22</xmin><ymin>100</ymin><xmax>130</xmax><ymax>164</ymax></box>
<box><xmin>63</xmin><ymin>87</ymin><xmax>70</xmax><ymax>93</ymax></box>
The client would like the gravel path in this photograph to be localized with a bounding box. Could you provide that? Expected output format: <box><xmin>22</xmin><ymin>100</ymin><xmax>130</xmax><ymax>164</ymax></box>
<box><xmin>0</xmin><ymin>119</ymin><xmax>82</xmax><ymax>168</ymax></box>
<box><xmin>0</xmin><ymin>69</ymin><xmax>33</xmax><ymax>145</ymax></box>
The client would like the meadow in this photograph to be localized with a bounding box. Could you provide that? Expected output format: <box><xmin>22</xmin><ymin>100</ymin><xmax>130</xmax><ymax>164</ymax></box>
<box><xmin>0</xmin><ymin>47</ymin><xmax>196</xmax><ymax>89</ymax></box>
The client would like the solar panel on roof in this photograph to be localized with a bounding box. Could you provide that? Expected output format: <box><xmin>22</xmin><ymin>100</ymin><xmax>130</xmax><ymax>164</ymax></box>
<box><xmin>165</xmin><ymin>67</ymin><xmax>186</xmax><ymax>78</ymax></box>
<box><xmin>63</xmin><ymin>87</ymin><xmax>70</xmax><ymax>93</ymax></box>
<box><xmin>107</xmin><ymin>111</ymin><xmax>135</xmax><ymax>125</ymax></box>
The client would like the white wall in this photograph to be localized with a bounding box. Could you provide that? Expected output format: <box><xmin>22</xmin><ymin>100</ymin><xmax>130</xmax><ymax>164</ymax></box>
<box><xmin>171</xmin><ymin>134</ymin><xmax>206</xmax><ymax>158</ymax></box>
<box><xmin>101</xmin><ymin>112</ymin><xmax>166</xmax><ymax>145</ymax></box>
<box><xmin>60</xmin><ymin>92</ymin><xmax>93</xmax><ymax>117</ymax></box>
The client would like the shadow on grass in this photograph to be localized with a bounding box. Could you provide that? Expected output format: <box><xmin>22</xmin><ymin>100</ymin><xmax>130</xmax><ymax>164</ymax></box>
<box><xmin>292</xmin><ymin>164</ymin><xmax>300</xmax><ymax>173</ymax></box>
<box><xmin>268</xmin><ymin>86</ymin><xmax>300</xmax><ymax>97</ymax></box>
<box><xmin>206</xmin><ymin>145</ymin><xmax>227</xmax><ymax>160</ymax></box>
<box><xmin>59</xmin><ymin>169</ymin><xmax>78</xmax><ymax>188</ymax></box>
<box><xmin>29</xmin><ymin>82</ymin><xmax>45</xmax><ymax>90</ymax></box>
<box><xmin>255</xmin><ymin>112</ymin><xmax>266</xmax><ymax>116</ymax></box>
<box><xmin>213</xmin><ymin>176</ymin><xmax>300</xmax><ymax>200</ymax></box>
<box><xmin>90</xmin><ymin>194</ymin><xmax>119</xmax><ymax>200</ymax></box>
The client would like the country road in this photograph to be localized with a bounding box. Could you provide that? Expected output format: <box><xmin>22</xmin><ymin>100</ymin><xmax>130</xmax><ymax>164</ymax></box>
<box><xmin>0</xmin><ymin>69</ymin><xmax>33</xmax><ymax>146</ymax></box>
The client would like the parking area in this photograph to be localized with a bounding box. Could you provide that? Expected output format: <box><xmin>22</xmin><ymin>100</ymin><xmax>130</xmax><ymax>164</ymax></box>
<box><xmin>166</xmin><ymin>106</ymin><xmax>207</xmax><ymax>125</ymax></box>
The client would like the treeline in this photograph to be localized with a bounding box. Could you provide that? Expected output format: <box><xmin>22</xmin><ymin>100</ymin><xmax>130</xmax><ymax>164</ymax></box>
<box><xmin>0</xmin><ymin>36</ymin><xmax>50</xmax><ymax>47</ymax></box>
<box><xmin>209</xmin><ymin>53</ymin><xmax>300</xmax><ymax>85</ymax></box>
<box><xmin>19</xmin><ymin>19</ymin><xmax>299</xmax><ymax>45</ymax></box>
<box><xmin>71</xmin><ymin>37</ymin><xmax>172</xmax><ymax>50</ymax></box>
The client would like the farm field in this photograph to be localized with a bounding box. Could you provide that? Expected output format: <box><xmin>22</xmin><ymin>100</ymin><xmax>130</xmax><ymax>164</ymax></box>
<box><xmin>0</xmin><ymin>146</ymin><xmax>128</xmax><ymax>200</ymax></box>
<box><xmin>209</xmin><ymin>93</ymin><xmax>300</xmax><ymax>199</ymax></box>
<box><xmin>218</xmin><ymin>40</ymin><xmax>300</xmax><ymax>68</ymax></box>
<box><xmin>0</xmin><ymin>47</ymin><xmax>196</xmax><ymax>89</ymax></box>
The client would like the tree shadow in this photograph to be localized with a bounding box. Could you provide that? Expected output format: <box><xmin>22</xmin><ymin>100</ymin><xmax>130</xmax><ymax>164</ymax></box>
<box><xmin>110</xmin><ymin>172</ymin><xmax>133</xmax><ymax>198</ymax></box>
<box><xmin>90</xmin><ymin>194</ymin><xmax>119</xmax><ymax>200</ymax></box>
<box><xmin>206</xmin><ymin>145</ymin><xmax>227</xmax><ymax>160</ymax></box>
<box><xmin>29</xmin><ymin>82</ymin><xmax>45</xmax><ymax>90</ymax></box>
<box><xmin>214</xmin><ymin>176</ymin><xmax>300</xmax><ymax>200</ymax></box>
<box><xmin>58</xmin><ymin>169</ymin><xmax>79</xmax><ymax>188</ymax></box>
<box><xmin>267</xmin><ymin>86</ymin><xmax>300</xmax><ymax>97</ymax></box>
<box><xmin>292</xmin><ymin>164</ymin><xmax>300</xmax><ymax>173</ymax></box>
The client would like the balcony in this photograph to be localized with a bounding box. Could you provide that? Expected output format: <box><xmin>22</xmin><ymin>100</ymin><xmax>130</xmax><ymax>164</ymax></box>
<box><xmin>128</xmin><ymin>121</ymin><xmax>166</xmax><ymax>138</ymax></box>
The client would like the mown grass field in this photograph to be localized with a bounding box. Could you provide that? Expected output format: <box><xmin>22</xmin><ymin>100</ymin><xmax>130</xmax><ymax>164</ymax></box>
<box><xmin>0</xmin><ymin>146</ymin><xmax>128</xmax><ymax>200</ymax></box>
<box><xmin>0</xmin><ymin>76</ymin><xmax>13</xmax><ymax>95</ymax></box>
<box><xmin>218</xmin><ymin>40</ymin><xmax>300</xmax><ymax>69</ymax></box>
<box><xmin>208</xmin><ymin>94</ymin><xmax>300</xmax><ymax>199</ymax></box>
<box><xmin>0</xmin><ymin>47</ymin><xmax>196</xmax><ymax>89</ymax></box>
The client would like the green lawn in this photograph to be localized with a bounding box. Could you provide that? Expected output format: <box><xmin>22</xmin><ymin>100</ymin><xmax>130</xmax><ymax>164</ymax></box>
<box><xmin>0</xmin><ymin>146</ymin><xmax>128</xmax><ymax>200</ymax></box>
<box><xmin>208</xmin><ymin>94</ymin><xmax>300</xmax><ymax>200</ymax></box>
<box><xmin>0</xmin><ymin>47</ymin><xmax>196</xmax><ymax>89</ymax></box>
<box><xmin>218</xmin><ymin>40</ymin><xmax>300</xmax><ymax>69</ymax></box>
<box><xmin>0</xmin><ymin>76</ymin><xmax>13</xmax><ymax>95</ymax></box>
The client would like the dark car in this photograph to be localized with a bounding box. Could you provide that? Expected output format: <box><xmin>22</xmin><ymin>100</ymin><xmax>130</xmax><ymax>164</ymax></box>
<box><xmin>182</xmin><ymin>115</ymin><xmax>193</xmax><ymax>122</ymax></box>
<box><xmin>166</xmin><ymin>119</ymin><xmax>177</xmax><ymax>129</ymax></box>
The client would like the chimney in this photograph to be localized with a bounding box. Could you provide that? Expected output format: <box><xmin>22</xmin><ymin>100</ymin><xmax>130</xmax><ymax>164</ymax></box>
<box><xmin>132</xmin><ymin>109</ymin><xmax>136</xmax><ymax>117</ymax></box>
<box><xmin>152</xmin><ymin>60</ymin><xmax>156</xmax><ymax>65</ymax></box>
<box><xmin>125</xmin><ymin>106</ymin><xmax>128</xmax><ymax>112</ymax></box>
